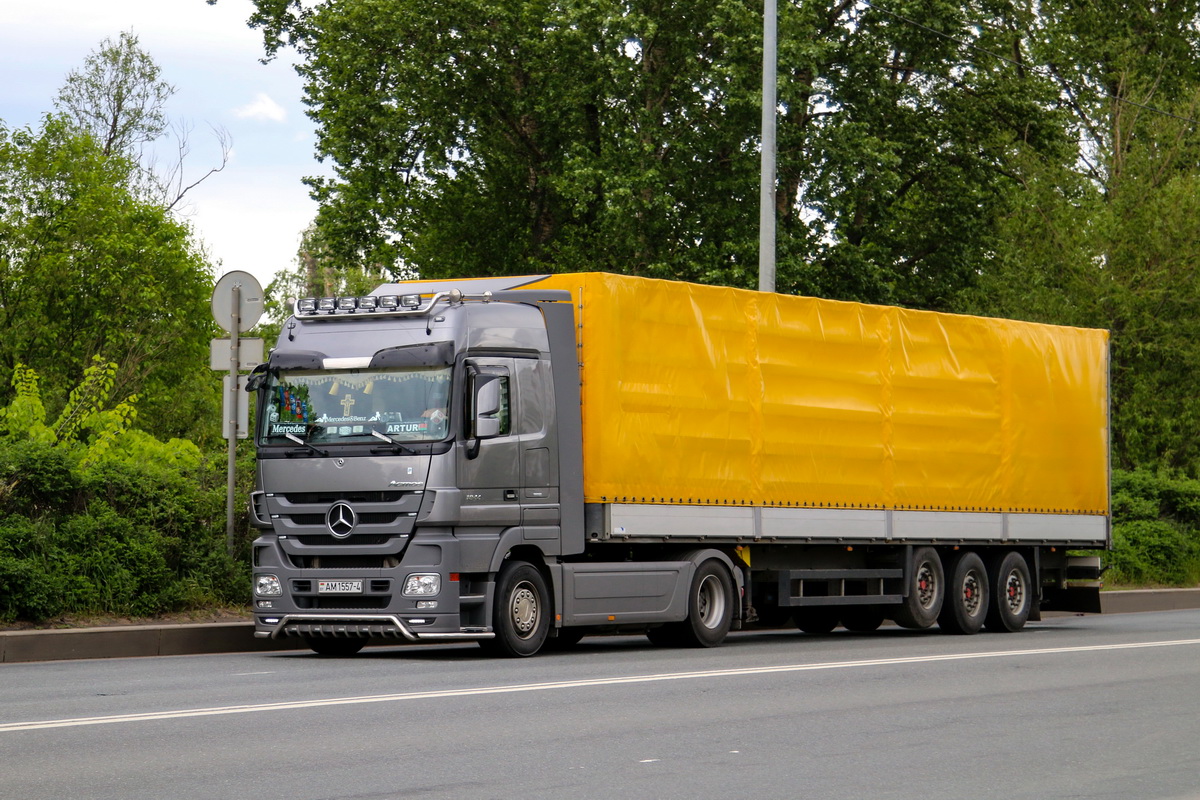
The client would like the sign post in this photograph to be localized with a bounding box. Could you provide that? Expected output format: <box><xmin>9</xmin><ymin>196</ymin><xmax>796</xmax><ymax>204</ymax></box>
<box><xmin>211</xmin><ymin>271</ymin><xmax>264</xmax><ymax>556</ymax></box>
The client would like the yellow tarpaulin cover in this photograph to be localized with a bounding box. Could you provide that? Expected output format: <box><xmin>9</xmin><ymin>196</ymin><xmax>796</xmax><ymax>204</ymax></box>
<box><xmin>530</xmin><ymin>273</ymin><xmax>1109</xmax><ymax>514</ymax></box>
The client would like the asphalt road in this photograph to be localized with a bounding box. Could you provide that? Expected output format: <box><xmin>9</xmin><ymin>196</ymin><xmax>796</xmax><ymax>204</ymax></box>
<box><xmin>3</xmin><ymin>610</ymin><xmax>1199</xmax><ymax>800</ymax></box>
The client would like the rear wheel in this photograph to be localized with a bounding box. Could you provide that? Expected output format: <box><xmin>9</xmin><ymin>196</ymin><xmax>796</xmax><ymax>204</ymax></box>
<box><xmin>677</xmin><ymin>560</ymin><xmax>734</xmax><ymax>647</ymax></box>
<box><xmin>938</xmin><ymin>551</ymin><xmax>989</xmax><ymax>635</ymax></box>
<box><xmin>985</xmin><ymin>551</ymin><xmax>1032</xmax><ymax>632</ymax></box>
<box><xmin>489</xmin><ymin>561</ymin><xmax>551</xmax><ymax>657</ymax></box>
<box><xmin>893</xmin><ymin>547</ymin><xmax>945</xmax><ymax>629</ymax></box>
<box><xmin>304</xmin><ymin>637</ymin><xmax>367</xmax><ymax>656</ymax></box>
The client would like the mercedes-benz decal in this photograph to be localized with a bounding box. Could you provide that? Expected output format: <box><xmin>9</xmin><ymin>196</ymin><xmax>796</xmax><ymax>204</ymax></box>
<box><xmin>326</xmin><ymin>502</ymin><xmax>358</xmax><ymax>538</ymax></box>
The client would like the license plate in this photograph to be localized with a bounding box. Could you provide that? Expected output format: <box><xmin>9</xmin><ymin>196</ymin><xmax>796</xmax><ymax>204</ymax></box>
<box><xmin>318</xmin><ymin>580</ymin><xmax>363</xmax><ymax>594</ymax></box>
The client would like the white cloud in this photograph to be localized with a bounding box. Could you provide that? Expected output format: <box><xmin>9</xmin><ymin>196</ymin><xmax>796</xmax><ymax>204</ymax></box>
<box><xmin>234</xmin><ymin>92</ymin><xmax>287</xmax><ymax>123</ymax></box>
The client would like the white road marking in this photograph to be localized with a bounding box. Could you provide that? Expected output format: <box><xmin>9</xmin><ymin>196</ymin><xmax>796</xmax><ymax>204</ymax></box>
<box><xmin>3</xmin><ymin>638</ymin><xmax>1198</xmax><ymax>733</ymax></box>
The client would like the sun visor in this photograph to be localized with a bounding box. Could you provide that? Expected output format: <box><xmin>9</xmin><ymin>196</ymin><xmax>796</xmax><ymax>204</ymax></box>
<box><xmin>369</xmin><ymin>341</ymin><xmax>456</xmax><ymax>368</ymax></box>
<box><xmin>266</xmin><ymin>350</ymin><xmax>327</xmax><ymax>370</ymax></box>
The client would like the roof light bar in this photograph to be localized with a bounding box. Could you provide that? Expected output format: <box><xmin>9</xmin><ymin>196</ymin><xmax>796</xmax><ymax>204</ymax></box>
<box><xmin>292</xmin><ymin>289</ymin><xmax>483</xmax><ymax>321</ymax></box>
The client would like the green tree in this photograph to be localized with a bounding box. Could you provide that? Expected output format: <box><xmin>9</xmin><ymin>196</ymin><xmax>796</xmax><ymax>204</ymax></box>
<box><xmin>54</xmin><ymin>31</ymin><xmax>229</xmax><ymax>210</ymax></box>
<box><xmin>956</xmin><ymin>1</ymin><xmax>1200</xmax><ymax>472</ymax></box>
<box><xmin>0</xmin><ymin>116</ymin><xmax>218</xmax><ymax>441</ymax></box>
<box><xmin>230</xmin><ymin>0</ymin><xmax>1060</xmax><ymax>307</ymax></box>
<box><xmin>54</xmin><ymin>31</ymin><xmax>175</xmax><ymax>159</ymax></box>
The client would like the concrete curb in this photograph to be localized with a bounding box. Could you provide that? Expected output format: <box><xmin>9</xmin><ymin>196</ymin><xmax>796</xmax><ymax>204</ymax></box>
<box><xmin>0</xmin><ymin>622</ymin><xmax>303</xmax><ymax>664</ymax></box>
<box><xmin>3</xmin><ymin>589</ymin><xmax>1199</xmax><ymax>664</ymax></box>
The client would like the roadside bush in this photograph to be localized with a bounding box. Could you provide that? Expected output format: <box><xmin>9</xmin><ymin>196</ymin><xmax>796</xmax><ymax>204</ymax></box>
<box><xmin>1109</xmin><ymin>469</ymin><xmax>1200</xmax><ymax>587</ymax></box>
<box><xmin>0</xmin><ymin>437</ymin><xmax>250</xmax><ymax>624</ymax></box>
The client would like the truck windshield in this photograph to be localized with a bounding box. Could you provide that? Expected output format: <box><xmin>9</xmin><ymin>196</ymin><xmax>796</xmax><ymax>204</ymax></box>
<box><xmin>259</xmin><ymin>366</ymin><xmax>452</xmax><ymax>445</ymax></box>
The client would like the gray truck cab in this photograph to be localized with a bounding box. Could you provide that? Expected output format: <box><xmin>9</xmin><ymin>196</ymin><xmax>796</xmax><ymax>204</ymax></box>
<box><xmin>248</xmin><ymin>282</ymin><xmax>584</xmax><ymax>655</ymax></box>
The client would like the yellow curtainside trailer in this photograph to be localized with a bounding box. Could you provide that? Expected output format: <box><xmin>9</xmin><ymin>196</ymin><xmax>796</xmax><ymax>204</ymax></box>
<box><xmin>530</xmin><ymin>272</ymin><xmax>1109</xmax><ymax>517</ymax></box>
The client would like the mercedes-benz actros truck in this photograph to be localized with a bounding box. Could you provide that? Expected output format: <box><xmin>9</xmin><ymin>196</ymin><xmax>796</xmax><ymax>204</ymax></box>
<box><xmin>248</xmin><ymin>273</ymin><xmax>1109</xmax><ymax>656</ymax></box>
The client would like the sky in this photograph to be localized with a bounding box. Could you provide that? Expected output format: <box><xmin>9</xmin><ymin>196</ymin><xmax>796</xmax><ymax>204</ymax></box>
<box><xmin>0</xmin><ymin>0</ymin><xmax>326</xmax><ymax>293</ymax></box>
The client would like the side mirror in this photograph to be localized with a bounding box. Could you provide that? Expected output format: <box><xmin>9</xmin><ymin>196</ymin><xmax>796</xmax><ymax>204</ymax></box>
<box><xmin>245</xmin><ymin>363</ymin><xmax>270</xmax><ymax>392</ymax></box>
<box><xmin>472</xmin><ymin>375</ymin><xmax>503</xmax><ymax>440</ymax></box>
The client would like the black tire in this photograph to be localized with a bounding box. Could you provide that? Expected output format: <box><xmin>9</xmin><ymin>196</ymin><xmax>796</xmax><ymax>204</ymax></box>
<box><xmin>984</xmin><ymin>551</ymin><xmax>1033</xmax><ymax>633</ymax></box>
<box><xmin>490</xmin><ymin>561</ymin><xmax>551</xmax><ymax>657</ymax></box>
<box><xmin>677</xmin><ymin>560</ymin><xmax>734</xmax><ymax>648</ymax></box>
<box><xmin>893</xmin><ymin>547</ymin><xmax>945</xmax><ymax>629</ymax></box>
<box><xmin>938</xmin><ymin>551</ymin><xmax>989</xmax><ymax>635</ymax></box>
<box><xmin>304</xmin><ymin>636</ymin><xmax>367</xmax><ymax>656</ymax></box>
<box><xmin>841</xmin><ymin>606</ymin><xmax>885</xmax><ymax>632</ymax></box>
<box><xmin>793</xmin><ymin>608</ymin><xmax>839</xmax><ymax>634</ymax></box>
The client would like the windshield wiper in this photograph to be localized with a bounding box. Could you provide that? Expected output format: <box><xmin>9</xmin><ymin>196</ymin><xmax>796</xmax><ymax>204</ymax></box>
<box><xmin>284</xmin><ymin>432</ymin><xmax>329</xmax><ymax>457</ymax></box>
<box><xmin>370</xmin><ymin>428</ymin><xmax>416</xmax><ymax>454</ymax></box>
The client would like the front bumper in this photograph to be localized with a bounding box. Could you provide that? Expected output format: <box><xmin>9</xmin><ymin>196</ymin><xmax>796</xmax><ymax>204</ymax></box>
<box><xmin>255</xmin><ymin>613</ymin><xmax>494</xmax><ymax>642</ymax></box>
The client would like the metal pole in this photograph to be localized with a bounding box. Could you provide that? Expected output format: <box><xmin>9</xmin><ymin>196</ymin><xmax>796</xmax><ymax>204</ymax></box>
<box><xmin>759</xmin><ymin>0</ymin><xmax>778</xmax><ymax>294</ymax></box>
<box><xmin>226</xmin><ymin>283</ymin><xmax>240</xmax><ymax>557</ymax></box>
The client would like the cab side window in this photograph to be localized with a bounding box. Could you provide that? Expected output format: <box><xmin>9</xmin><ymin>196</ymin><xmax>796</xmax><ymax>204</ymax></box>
<box><xmin>495</xmin><ymin>377</ymin><xmax>512</xmax><ymax>435</ymax></box>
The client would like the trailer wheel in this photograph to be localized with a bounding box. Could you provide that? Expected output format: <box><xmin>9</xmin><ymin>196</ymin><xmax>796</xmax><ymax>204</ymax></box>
<box><xmin>841</xmin><ymin>607</ymin><xmax>885</xmax><ymax>632</ymax></box>
<box><xmin>938</xmin><ymin>551</ymin><xmax>989</xmax><ymax>635</ymax></box>
<box><xmin>678</xmin><ymin>560</ymin><xmax>734</xmax><ymax>647</ymax></box>
<box><xmin>893</xmin><ymin>547</ymin><xmax>945</xmax><ymax>629</ymax></box>
<box><xmin>489</xmin><ymin>561</ymin><xmax>550</xmax><ymax>657</ymax></box>
<box><xmin>984</xmin><ymin>551</ymin><xmax>1032</xmax><ymax>633</ymax></box>
<box><xmin>304</xmin><ymin>636</ymin><xmax>367</xmax><ymax>656</ymax></box>
<box><xmin>793</xmin><ymin>608</ymin><xmax>839</xmax><ymax>634</ymax></box>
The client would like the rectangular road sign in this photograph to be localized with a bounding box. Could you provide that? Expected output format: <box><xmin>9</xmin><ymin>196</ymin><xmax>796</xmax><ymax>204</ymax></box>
<box><xmin>210</xmin><ymin>338</ymin><xmax>264</xmax><ymax>372</ymax></box>
<box><xmin>222</xmin><ymin>374</ymin><xmax>250</xmax><ymax>439</ymax></box>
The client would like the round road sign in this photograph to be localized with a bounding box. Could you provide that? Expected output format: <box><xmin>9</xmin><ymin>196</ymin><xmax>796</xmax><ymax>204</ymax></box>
<box><xmin>211</xmin><ymin>270</ymin><xmax>265</xmax><ymax>333</ymax></box>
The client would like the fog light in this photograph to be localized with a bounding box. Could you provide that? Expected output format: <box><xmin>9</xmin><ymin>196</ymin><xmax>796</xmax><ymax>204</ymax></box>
<box><xmin>416</xmin><ymin>600</ymin><xmax>438</xmax><ymax>609</ymax></box>
<box><xmin>378</xmin><ymin>295</ymin><xmax>399</xmax><ymax>309</ymax></box>
<box><xmin>337</xmin><ymin>297</ymin><xmax>357</xmax><ymax>311</ymax></box>
<box><xmin>257</xmin><ymin>600</ymin><xmax>274</xmax><ymax>609</ymax></box>
<box><xmin>358</xmin><ymin>295</ymin><xmax>378</xmax><ymax>310</ymax></box>
<box><xmin>317</xmin><ymin>297</ymin><xmax>336</xmax><ymax>312</ymax></box>
<box><xmin>403</xmin><ymin>573</ymin><xmax>440</xmax><ymax>596</ymax></box>
<box><xmin>400</xmin><ymin>294</ymin><xmax>421</xmax><ymax>308</ymax></box>
<box><xmin>255</xmin><ymin>574</ymin><xmax>283</xmax><ymax>597</ymax></box>
<box><xmin>297</xmin><ymin>298</ymin><xmax>317</xmax><ymax>313</ymax></box>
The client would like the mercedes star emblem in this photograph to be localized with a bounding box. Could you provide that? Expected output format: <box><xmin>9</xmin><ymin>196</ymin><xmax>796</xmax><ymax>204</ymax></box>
<box><xmin>326</xmin><ymin>502</ymin><xmax>358</xmax><ymax>538</ymax></box>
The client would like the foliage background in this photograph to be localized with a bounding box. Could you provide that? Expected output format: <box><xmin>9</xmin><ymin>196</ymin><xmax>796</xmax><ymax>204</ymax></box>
<box><xmin>5</xmin><ymin>2</ymin><xmax>1200</xmax><ymax>623</ymax></box>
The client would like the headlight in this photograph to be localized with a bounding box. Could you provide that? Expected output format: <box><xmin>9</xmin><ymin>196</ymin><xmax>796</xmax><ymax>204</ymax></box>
<box><xmin>255</xmin><ymin>574</ymin><xmax>283</xmax><ymax>597</ymax></box>
<box><xmin>403</xmin><ymin>573</ymin><xmax>441</xmax><ymax>596</ymax></box>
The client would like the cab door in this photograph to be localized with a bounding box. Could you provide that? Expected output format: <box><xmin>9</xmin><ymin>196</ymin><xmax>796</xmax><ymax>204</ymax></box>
<box><xmin>458</xmin><ymin>357</ymin><xmax>521</xmax><ymax>527</ymax></box>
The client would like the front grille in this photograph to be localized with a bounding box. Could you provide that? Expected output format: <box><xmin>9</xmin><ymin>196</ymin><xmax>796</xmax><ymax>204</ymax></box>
<box><xmin>294</xmin><ymin>534</ymin><xmax>394</xmax><ymax>546</ymax></box>
<box><xmin>300</xmin><ymin>555</ymin><xmax>394</xmax><ymax>569</ymax></box>
<box><xmin>307</xmin><ymin>596</ymin><xmax>390</xmax><ymax>610</ymax></box>
<box><xmin>283</xmin><ymin>491</ymin><xmax>407</xmax><ymax>504</ymax></box>
<box><xmin>288</xmin><ymin>513</ymin><xmax>402</xmax><ymax>527</ymax></box>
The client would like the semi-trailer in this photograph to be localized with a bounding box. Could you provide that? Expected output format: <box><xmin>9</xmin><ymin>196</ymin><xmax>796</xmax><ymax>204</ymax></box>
<box><xmin>248</xmin><ymin>272</ymin><xmax>1109</xmax><ymax>655</ymax></box>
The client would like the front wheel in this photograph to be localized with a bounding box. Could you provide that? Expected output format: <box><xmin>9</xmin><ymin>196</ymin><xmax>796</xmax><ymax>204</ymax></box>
<box><xmin>489</xmin><ymin>561</ymin><xmax>551</xmax><ymax>657</ymax></box>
